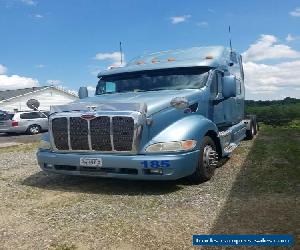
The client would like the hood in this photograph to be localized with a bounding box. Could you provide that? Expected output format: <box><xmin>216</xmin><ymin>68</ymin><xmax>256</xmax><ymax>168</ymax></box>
<box><xmin>52</xmin><ymin>89</ymin><xmax>202</xmax><ymax>116</ymax></box>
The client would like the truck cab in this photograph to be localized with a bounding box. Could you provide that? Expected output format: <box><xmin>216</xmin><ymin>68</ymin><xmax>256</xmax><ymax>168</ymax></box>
<box><xmin>37</xmin><ymin>46</ymin><xmax>257</xmax><ymax>183</ymax></box>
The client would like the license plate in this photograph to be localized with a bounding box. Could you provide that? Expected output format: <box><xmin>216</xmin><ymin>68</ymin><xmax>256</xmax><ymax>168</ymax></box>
<box><xmin>80</xmin><ymin>157</ymin><xmax>102</xmax><ymax>167</ymax></box>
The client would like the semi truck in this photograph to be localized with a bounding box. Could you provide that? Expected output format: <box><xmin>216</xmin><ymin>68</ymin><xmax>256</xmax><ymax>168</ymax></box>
<box><xmin>37</xmin><ymin>46</ymin><xmax>258</xmax><ymax>183</ymax></box>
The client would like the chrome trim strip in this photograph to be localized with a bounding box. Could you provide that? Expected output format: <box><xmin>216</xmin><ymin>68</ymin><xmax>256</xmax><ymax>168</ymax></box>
<box><xmin>87</xmin><ymin>120</ymin><xmax>92</xmax><ymax>150</ymax></box>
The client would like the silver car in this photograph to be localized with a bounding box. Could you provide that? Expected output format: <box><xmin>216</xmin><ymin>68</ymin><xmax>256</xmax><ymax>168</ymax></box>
<box><xmin>0</xmin><ymin>111</ymin><xmax>49</xmax><ymax>135</ymax></box>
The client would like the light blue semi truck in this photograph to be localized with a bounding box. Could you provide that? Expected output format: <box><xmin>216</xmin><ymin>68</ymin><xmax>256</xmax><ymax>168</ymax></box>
<box><xmin>37</xmin><ymin>46</ymin><xmax>258</xmax><ymax>183</ymax></box>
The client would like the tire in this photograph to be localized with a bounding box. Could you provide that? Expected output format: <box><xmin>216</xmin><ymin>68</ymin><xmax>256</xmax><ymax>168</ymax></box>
<box><xmin>245</xmin><ymin>118</ymin><xmax>256</xmax><ymax>140</ymax></box>
<box><xmin>187</xmin><ymin>136</ymin><xmax>218</xmax><ymax>184</ymax></box>
<box><xmin>27</xmin><ymin>124</ymin><xmax>41</xmax><ymax>135</ymax></box>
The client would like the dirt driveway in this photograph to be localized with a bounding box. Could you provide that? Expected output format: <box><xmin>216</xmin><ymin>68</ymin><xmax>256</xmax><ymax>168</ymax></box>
<box><xmin>0</xmin><ymin>127</ymin><xmax>299</xmax><ymax>249</ymax></box>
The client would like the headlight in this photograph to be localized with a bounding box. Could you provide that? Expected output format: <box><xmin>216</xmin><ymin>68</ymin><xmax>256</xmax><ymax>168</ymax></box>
<box><xmin>145</xmin><ymin>140</ymin><xmax>197</xmax><ymax>153</ymax></box>
<box><xmin>38</xmin><ymin>140</ymin><xmax>51</xmax><ymax>150</ymax></box>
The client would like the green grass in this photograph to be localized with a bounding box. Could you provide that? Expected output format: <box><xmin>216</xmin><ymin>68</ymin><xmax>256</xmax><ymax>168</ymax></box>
<box><xmin>0</xmin><ymin>142</ymin><xmax>39</xmax><ymax>153</ymax></box>
<box><xmin>237</xmin><ymin>124</ymin><xmax>300</xmax><ymax>194</ymax></box>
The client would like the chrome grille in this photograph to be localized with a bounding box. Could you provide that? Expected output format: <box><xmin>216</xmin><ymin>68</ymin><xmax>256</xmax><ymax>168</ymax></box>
<box><xmin>90</xmin><ymin>116</ymin><xmax>112</xmax><ymax>151</ymax></box>
<box><xmin>112</xmin><ymin>116</ymin><xmax>134</xmax><ymax>151</ymax></box>
<box><xmin>52</xmin><ymin>117</ymin><xmax>68</xmax><ymax>150</ymax></box>
<box><xmin>51</xmin><ymin>115</ymin><xmax>136</xmax><ymax>152</ymax></box>
<box><xmin>69</xmin><ymin>117</ymin><xmax>89</xmax><ymax>150</ymax></box>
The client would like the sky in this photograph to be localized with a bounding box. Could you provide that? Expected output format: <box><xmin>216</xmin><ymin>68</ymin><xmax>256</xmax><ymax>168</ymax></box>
<box><xmin>0</xmin><ymin>0</ymin><xmax>300</xmax><ymax>100</ymax></box>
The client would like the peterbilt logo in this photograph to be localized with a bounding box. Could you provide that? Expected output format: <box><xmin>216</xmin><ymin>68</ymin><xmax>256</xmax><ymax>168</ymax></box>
<box><xmin>81</xmin><ymin>112</ymin><xmax>96</xmax><ymax>120</ymax></box>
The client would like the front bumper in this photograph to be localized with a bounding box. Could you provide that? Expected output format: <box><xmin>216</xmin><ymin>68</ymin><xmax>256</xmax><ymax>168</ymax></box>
<box><xmin>37</xmin><ymin>149</ymin><xmax>200</xmax><ymax>180</ymax></box>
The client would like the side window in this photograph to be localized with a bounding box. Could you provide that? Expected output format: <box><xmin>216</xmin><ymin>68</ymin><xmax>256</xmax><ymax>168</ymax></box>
<box><xmin>106</xmin><ymin>82</ymin><xmax>116</xmax><ymax>93</ymax></box>
<box><xmin>20</xmin><ymin>112</ymin><xmax>41</xmax><ymax>119</ymax></box>
<box><xmin>0</xmin><ymin>112</ymin><xmax>13</xmax><ymax>121</ymax></box>
<box><xmin>210</xmin><ymin>72</ymin><xmax>218</xmax><ymax>97</ymax></box>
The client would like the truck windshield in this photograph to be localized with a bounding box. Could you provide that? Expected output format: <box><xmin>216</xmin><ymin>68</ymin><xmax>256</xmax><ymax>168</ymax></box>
<box><xmin>96</xmin><ymin>67</ymin><xmax>210</xmax><ymax>95</ymax></box>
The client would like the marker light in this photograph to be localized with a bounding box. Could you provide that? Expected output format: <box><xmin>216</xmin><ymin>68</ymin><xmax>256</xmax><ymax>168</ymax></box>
<box><xmin>205</xmin><ymin>55</ymin><xmax>214</xmax><ymax>59</ymax></box>
<box><xmin>136</xmin><ymin>60</ymin><xmax>145</xmax><ymax>65</ymax></box>
<box><xmin>145</xmin><ymin>140</ymin><xmax>197</xmax><ymax>153</ymax></box>
<box><xmin>151</xmin><ymin>58</ymin><xmax>160</xmax><ymax>63</ymax></box>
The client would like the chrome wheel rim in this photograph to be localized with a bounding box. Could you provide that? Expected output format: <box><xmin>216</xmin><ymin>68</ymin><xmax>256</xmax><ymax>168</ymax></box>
<box><xmin>30</xmin><ymin>126</ymin><xmax>39</xmax><ymax>134</ymax></box>
<box><xmin>203</xmin><ymin>145</ymin><xmax>218</xmax><ymax>172</ymax></box>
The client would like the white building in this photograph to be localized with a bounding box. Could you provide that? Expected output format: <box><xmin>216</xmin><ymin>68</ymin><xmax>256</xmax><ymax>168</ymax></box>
<box><xmin>0</xmin><ymin>86</ymin><xmax>78</xmax><ymax>112</ymax></box>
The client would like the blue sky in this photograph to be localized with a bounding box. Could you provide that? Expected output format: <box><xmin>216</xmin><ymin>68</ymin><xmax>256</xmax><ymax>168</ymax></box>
<box><xmin>1</xmin><ymin>0</ymin><xmax>300</xmax><ymax>100</ymax></box>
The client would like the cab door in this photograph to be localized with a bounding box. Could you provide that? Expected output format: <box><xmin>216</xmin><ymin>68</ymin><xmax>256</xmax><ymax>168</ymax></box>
<box><xmin>210</xmin><ymin>71</ymin><xmax>226</xmax><ymax>126</ymax></box>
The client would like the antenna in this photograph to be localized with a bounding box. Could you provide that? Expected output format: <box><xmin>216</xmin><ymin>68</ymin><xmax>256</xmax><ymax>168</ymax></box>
<box><xmin>119</xmin><ymin>41</ymin><xmax>123</xmax><ymax>65</ymax></box>
<box><xmin>228</xmin><ymin>25</ymin><xmax>233</xmax><ymax>52</ymax></box>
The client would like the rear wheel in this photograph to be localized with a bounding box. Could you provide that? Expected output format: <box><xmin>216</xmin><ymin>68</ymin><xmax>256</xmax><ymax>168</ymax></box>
<box><xmin>27</xmin><ymin>124</ymin><xmax>41</xmax><ymax>135</ymax></box>
<box><xmin>187</xmin><ymin>136</ymin><xmax>218</xmax><ymax>184</ymax></box>
<box><xmin>245</xmin><ymin>116</ymin><xmax>257</xmax><ymax>139</ymax></box>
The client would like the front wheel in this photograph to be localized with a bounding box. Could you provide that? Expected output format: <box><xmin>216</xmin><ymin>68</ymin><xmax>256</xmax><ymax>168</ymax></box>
<box><xmin>187</xmin><ymin>136</ymin><xmax>218</xmax><ymax>184</ymax></box>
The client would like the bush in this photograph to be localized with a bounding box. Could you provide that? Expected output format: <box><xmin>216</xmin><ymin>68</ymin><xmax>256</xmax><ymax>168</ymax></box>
<box><xmin>245</xmin><ymin>98</ymin><xmax>300</xmax><ymax>126</ymax></box>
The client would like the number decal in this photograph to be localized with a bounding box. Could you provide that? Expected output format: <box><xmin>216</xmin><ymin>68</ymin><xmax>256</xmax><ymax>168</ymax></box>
<box><xmin>160</xmin><ymin>160</ymin><xmax>170</xmax><ymax>168</ymax></box>
<box><xmin>140</xmin><ymin>160</ymin><xmax>170</xmax><ymax>168</ymax></box>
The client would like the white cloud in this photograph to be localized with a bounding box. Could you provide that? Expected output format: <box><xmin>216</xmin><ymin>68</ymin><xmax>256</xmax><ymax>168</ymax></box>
<box><xmin>286</xmin><ymin>34</ymin><xmax>295</xmax><ymax>42</ymax></box>
<box><xmin>0</xmin><ymin>64</ymin><xmax>7</xmax><ymax>74</ymax></box>
<box><xmin>35</xmin><ymin>64</ymin><xmax>45</xmax><ymax>68</ymax></box>
<box><xmin>170</xmin><ymin>15</ymin><xmax>191</xmax><ymax>24</ymax></box>
<box><xmin>243</xmin><ymin>34</ymin><xmax>300</xmax><ymax>99</ymax></box>
<box><xmin>87</xmin><ymin>86</ymin><xmax>96</xmax><ymax>92</ymax></box>
<box><xmin>285</xmin><ymin>33</ymin><xmax>300</xmax><ymax>42</ymax></box>
<box><xmin>94</xmin><ymin>51</ymin><xmax>125</xmax><ymax>69</ymax></box>
<box><xmin>289</xmin><ymin>7</ymin><xmax>300</xmax><ymax>17</ymax></box>
<box><xmin>244</xmin><ymin>60</ymin><xmax>300</xmax><ymax>94</ymax></box>
<box><xmin>196</xmin><ymin>21</ymin><xmax>208</xmax><ymax>27</ymax></box>
<box><xmin>87</xmin><ymin>86</ymin><xmax>96</xmax><ymax>95</ymax></box>
<box><xmin>47</xmin><ymin>79</ymin><xmax>62</xmax><ymax>85</ymax></box>
<box><xmin>0</xmin><ymin>74</ymin><xmax>39</xmax><ymax>91</ymax></box>
<box><xmin>21</xmin><ymin>0</ymin><xmax>36</xmax><ymax>6</ymax></box>
<box><xmin>34</xmin><ymin>14</ymin><xmax>43</xmax><ymax>18</ymax></box>
<box><xmin>95</xmin><ymin>52</ymin><xmax>122</xmax><ymax>61</ymax></box>
<box><xmin>242</xmin><ymin>34</ymin><xmax>300</xmax><ymax>62</ymax></box>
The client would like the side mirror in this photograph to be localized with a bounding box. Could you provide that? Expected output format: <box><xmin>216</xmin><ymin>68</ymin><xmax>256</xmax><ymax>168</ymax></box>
<box><xmin>222</xmin><ymin>75</ymin><xmax>237</xmax><ymax>98</ymax></box>
<box><xmin>78</xmin><ymin>86</ymin><xmax>88</xmax><ymax>99</ymax></box>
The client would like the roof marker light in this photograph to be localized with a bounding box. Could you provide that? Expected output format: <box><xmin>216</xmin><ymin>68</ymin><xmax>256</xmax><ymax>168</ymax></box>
<box><xmin>136</xmin><ymin>60</ymin><xmax>145</xmax><ymax>65</ymax></box>
<box><xmin>151</xmin><ymin>58</ymin><xmax>160</xmax><ymax>64</ymax></box>
<box><xmin>167</xmin><ymin>58</ymin><xmax>176</xmax><ymax>62</ymax></box>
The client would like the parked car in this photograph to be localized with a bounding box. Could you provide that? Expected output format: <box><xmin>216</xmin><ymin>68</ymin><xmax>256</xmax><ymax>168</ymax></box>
<box><xmin>0</xmin><ymin>110</ymin><xmax>49</xmax><ymax>135</ymax></box>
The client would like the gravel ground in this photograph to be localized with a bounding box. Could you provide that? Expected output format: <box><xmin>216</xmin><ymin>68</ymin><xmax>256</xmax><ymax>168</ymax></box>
<box><xmin>0</xmin><ymin>133</ymin><xmax>42</xmax><ymax>144</ymax></box>
<box><xmin>0</xmin><ymin>138</ymin><xmax>292</xmax><ymax>250</ymax></box>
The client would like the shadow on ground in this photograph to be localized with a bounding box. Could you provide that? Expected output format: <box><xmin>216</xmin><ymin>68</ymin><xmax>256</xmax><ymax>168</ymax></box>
<box><xmin>22</xmin><ymin>171</ymin><xmax>186</xmax><ymax>195</ymax></box>
<box><xmin>209</xmin><ymin>127</ymin><xmax>300</xmax><ymax>249</ymax></box>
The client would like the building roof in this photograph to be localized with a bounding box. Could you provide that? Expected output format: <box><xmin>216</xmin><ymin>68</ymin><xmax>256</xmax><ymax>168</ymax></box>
<box><xmin>98</xmin><ymin>46</ymin><xmax>232</xmax><ymax>77</ymax></box>
<box><xmin>0</xmin><ymin>86</ymin><xmax>78</xmax><ymax>102</ymax></box>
